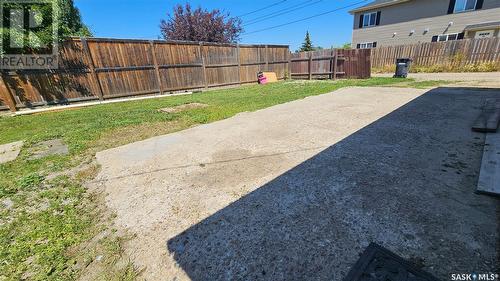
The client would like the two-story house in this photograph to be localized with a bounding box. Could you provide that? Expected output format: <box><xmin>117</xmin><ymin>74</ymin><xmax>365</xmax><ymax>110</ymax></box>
<box><xmin>350</xmin><ymin>0</ymin><xmax>500</xmax><ymax>48</ymax></box>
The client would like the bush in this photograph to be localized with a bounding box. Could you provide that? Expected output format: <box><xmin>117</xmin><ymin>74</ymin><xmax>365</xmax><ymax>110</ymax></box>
<box><xmin>372</xmin><ymin>61</ymin><xmax>499</xmax><ymax>73</ymax></box>
<box><xmin>372</xmin><ymin>65</ymin><xmax>395</xmax><ymax>74</ymax></box>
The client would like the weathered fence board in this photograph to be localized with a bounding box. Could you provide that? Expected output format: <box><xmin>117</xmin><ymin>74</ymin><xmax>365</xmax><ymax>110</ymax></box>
<box><xmin>290</xmin><ymin>49</ymin><xmax>371</xmax><ymax>79</ymax></box>
<box><xmin>371</xmin><ymin>37</ymin><xmax>500</xmax><ymax>68</ymax></box>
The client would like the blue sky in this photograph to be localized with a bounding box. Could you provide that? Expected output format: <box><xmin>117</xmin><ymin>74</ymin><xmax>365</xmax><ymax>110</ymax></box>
<box><xmin>74</xmin><ymin>0</ymin><xmax>364</xmax><ymax>51</ymax></box>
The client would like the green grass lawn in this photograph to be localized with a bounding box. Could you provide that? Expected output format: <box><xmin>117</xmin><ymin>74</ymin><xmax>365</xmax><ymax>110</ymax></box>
<box><xmin>0</xmin><ymin>78</ymin><xmax>445</xmax><ymax>280</ymax></box>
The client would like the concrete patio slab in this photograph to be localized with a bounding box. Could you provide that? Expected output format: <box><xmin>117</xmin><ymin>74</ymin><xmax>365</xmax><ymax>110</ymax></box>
<box><xmin>27</xmin><ymin>139</ymin><xmax>69</xmax><ymax>160</ymax></box>
<box><xmin>94</xmin><ymin>86</ymin><xmax>499</xmax><ymax>280</ymax></box>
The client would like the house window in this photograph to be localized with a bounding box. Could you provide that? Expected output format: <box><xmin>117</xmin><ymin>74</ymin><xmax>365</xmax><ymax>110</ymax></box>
<box><xmin>358</xmin><ymin>11</ymin><xmax>381</xmax><ymax>28</ymax></box>
<box><xmin>362</xmin><ymin>12</ymin><xmax>377</xmax><ymax>27</ymax></box>
<box><xmin>357</xmin><ymin>42</ymin><xmax>377</xmax><ymax>49</ymax></box>
<box><xmin>454</xmin><ymin>0</ymin><xmax>477</xmax><ymax>12</ymax></box>
<box><xmin>432</xmin><ymin>33</ymin><xmax>464</xmax><ymax>42</ymax></box>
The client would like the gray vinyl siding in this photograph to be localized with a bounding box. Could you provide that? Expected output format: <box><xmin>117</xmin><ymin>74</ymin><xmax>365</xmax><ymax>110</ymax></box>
<box><xmin>352</xmin><ymin>0</ymin><xmax>500</xmax><ymax>46</ymax></box>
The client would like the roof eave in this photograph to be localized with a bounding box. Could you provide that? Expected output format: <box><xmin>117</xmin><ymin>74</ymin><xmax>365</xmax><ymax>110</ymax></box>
<box><xmin>464</xmin><ymin>21</ymin><xmax>500</xmax><ymax>31</ymax></box>
<box><xmin>348</xmin><ymin>0</ymin><xmax>411</xmax><ymax>14</ymax></box>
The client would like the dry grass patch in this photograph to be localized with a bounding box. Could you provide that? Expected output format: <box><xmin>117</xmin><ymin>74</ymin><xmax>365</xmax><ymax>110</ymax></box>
<box><xmin>91</xmin><ymin>120</ymin><xmax>190</xmax><ymax>153</ymax></box>
<box><xmin>372</xmin><ymin>61</ymin><xmax>500</xmax><ymax>74</ymax></box>
<box><xmin>158</xmin><ymin>102</ymin><xmax>208</xmax><ymax>114</ymax></box>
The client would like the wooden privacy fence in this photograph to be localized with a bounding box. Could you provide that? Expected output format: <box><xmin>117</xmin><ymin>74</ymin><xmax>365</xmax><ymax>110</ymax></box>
<box><xmin>0</xmin><ymin>38</ymin><xmax>374</xmax><ymax>112</ymax></box>
<box><xmin>0</xmin><ymin>38</ymin><xmax>289</xmax><ymax>111</ymax></box>
<box><xmin>290</xmin><ymin>49</ymin><xmax>371</xmax><ymax>80</ymax></box>
<box><xmin>371</xmin><ymin>37</ymin><xmax>500</xmax><ymax>68</ymax></box>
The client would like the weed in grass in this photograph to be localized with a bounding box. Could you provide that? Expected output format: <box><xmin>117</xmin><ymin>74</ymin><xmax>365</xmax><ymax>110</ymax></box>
<box><xmin>0</xmin><ymin>176</ymin><xmax>92</xmax><ymax>280</ymax></box>
<box><xmin>17</xmin><ymin>173</ymin><xmax>45</xmax><ymax>190</ymax></box>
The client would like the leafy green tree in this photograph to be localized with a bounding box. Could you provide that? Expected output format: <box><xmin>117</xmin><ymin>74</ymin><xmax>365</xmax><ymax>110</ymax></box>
<box><xmin>57</xmin><ymin>0</ymin><xmax>92</xmax><ymax>38</ymax></box>
<box><xmin>160</xmin><ymin>3</ymin><xmax>242</xmax><ymax>43</ymax></box>
<box><xmin>1</xmin><ymin>0</ymin><xmax>91</xmax><ymax>53</ymax></box>
<box><xmin>339</xmin><ymin>42</ymin><xmax>352</xmax><ymax>49</ymax></box>
<box><xmin>299</xmin><ymin>31</ymin><xmax>313</xmax><ymax>52</ymax></box>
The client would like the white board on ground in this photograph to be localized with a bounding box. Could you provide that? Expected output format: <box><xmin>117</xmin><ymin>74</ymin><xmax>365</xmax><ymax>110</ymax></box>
<box><xmin>477</xmin><ymin>132</ymin><xmax>500</xmax><ymax>196</ymax></box>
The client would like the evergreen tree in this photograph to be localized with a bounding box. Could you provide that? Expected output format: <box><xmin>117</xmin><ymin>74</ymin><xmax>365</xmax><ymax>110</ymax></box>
<box><xmin>299</xmin><ymin>31</ymin><xmax>313</xmax><ymax>52</ymax></box>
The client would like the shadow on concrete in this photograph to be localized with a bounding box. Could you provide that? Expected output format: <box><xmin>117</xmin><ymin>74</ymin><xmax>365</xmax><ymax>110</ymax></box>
<box><xmin>167</xmin><ymin>87</ymin><xmax>500</xmax><ymax>280</ymax></box>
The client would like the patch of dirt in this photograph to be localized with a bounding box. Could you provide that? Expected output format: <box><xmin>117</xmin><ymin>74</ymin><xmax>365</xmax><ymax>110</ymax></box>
<box><xmin>91</xmin><ymin>121</ymin><xmax>189</xmax><ymax>153</ymax></box>
<box><xmin>75</xmin><ymin>163</ymin><xmax>101</xmax><ymax>182</ymax></box>
<box><xmin>1</xmin><ymin>198</ymin><xmax>14</xmax><ymax>210</ymax></box>
<box><xmin>158</xmin><ymin>102</ymin><xmax>208</xmax><ymax>113</ymax></box>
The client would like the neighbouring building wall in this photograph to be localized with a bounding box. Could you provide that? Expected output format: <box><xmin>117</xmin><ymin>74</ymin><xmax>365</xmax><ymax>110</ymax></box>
<box><xmin>466</xmin><ymin>29</ymin><xmax>500</xmax><ymax>38</ymax></box>
<box><xmin>352</xmin><ymin>0</ymin><xmax>500</xmax><ymax>47</ymax></box>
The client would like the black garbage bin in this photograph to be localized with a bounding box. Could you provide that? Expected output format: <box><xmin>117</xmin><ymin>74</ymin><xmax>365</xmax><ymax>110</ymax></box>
<box><xmin>393</xmin><ymin>58</ymin><xmax>412</xmax><ymax>78</ymax></box>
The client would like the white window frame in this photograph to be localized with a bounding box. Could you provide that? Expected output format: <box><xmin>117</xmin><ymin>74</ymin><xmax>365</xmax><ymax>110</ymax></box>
<box><xmin>437</xmin><ymin>33</ymin><xmax>459</xmax><ymax>42</ymax></box>
<box><xmin>454</xmin><ymin>0</ymin><xmax>477</xmax><ymax>13</ymax></box>
<box><xmin>359</xmin><ymin>42</ymin><xmax>375</xmax><ymax>49</ymax></box>
<box><xmin>362</xmin><ymin>12</ymin><xmax>377</xmax><ymax>27</ymax></box>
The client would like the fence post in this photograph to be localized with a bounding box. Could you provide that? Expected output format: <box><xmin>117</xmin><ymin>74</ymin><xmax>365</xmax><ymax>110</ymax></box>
<box><xmin>236</xmin><ymin>43</ymin><xmax>241</xmax><ymax>85</ymax></box>
<box><xmin>150</xmin><ymin>41</ymin><xmax>163</xmax><ymax>95</ymax></box>
<box><xmin>265</xmin><ymin>45</ymin><xmax>269</xmax><ymax>71</ymax></box>
<box><xmin>328</xmin><ymin>50</ymin><xmax>332</xmax><ymax>79</ymax></box>
<box><xmin>366</xmin><ymin>49</ymin><xmax>372</xmax><ymax>78</ymax></box>
<box><xmin>287</xmin><ymin>51</ymin><xmax>292</xmax><ymax>80</ymax></box>
<box><xmin>0</xmin><ymin>72</ymin><xmax>17</xmax><ymax>112</ymax></box>
<box><xmin>81</xmin><ymin>37</ymin><xmax>104</xmax><ymax>101</ymax></box>
<box><xmin>199</xmin><ymin>42</ymin><xmax>208</xmax><ymax>89</ymax></box>
<box><xmin>333</xmin><ymin>49</ymin><xmax>338</xmax><ymax>80</ymax></box>
<box><xmin>413</xmin><ymin>43</ymin><xmax>420</xmax><ymax>66</ymax></box>
<box><xmin>308</xmin><ymin>52</ymin><xmax>313</xmax><ymax>80</ymax></box>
